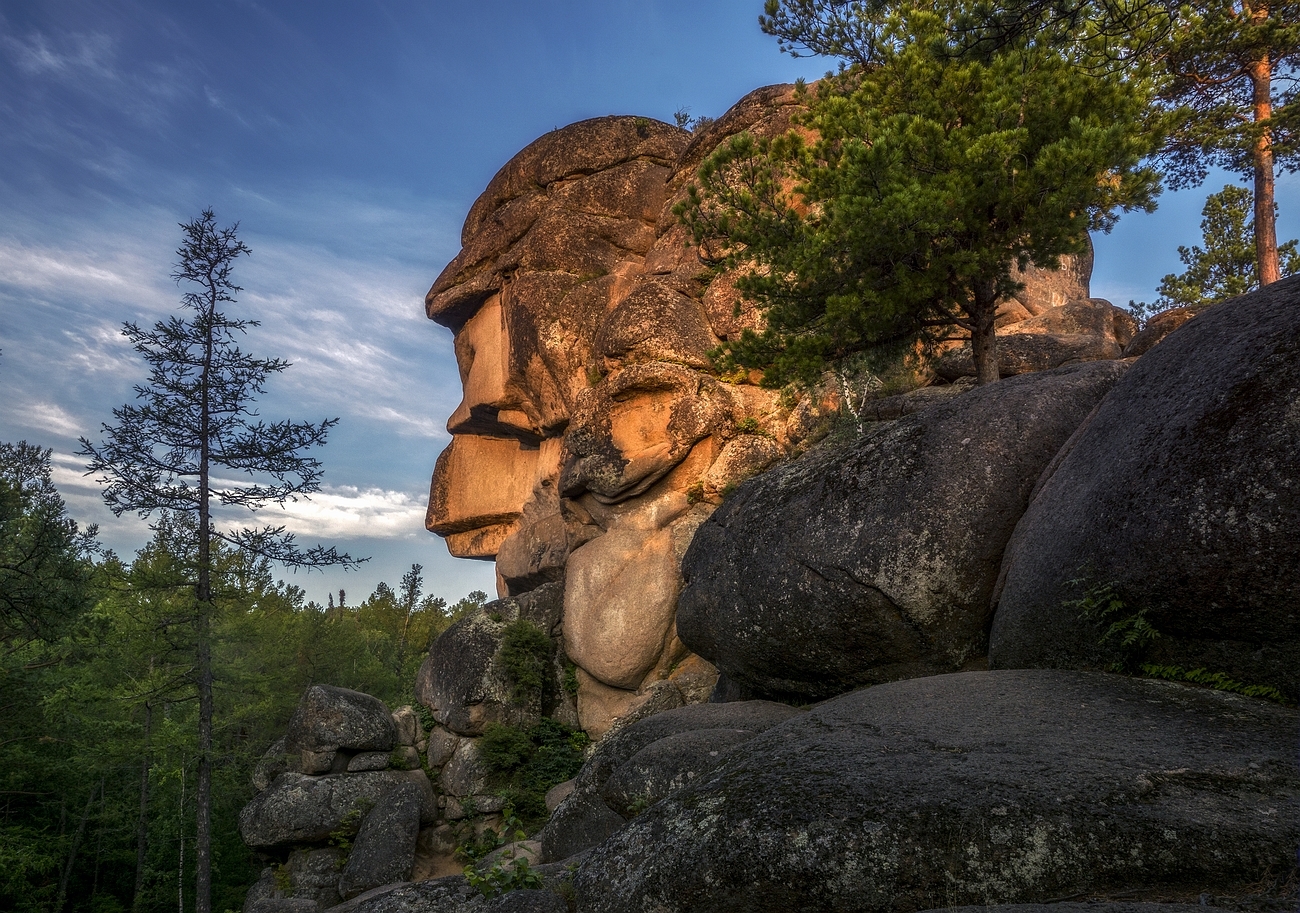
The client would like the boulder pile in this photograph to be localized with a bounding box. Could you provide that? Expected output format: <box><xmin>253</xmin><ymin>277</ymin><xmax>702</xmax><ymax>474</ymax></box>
<box><xmin>240</xmin><ymin>686</ymin><xmax>436</xmax><ymax>912</ymax></box>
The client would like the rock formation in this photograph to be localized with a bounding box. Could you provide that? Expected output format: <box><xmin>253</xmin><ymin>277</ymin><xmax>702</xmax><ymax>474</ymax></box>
<box><xmin>241</xmin><ymin>686</ymin><xmax>436</xmax><ymax>911</ymax></box>
<box><xmin>676</xmin><ymin>361</ymin><xmax>1129</xmax><ymax>700</ymax></box>
<box><xmin>235</xmin><ymin>83</ymin><xmax>1300</xmax><ymax>913</ymax></box>
<box><xmin>420</xmin><ymin>85</ymin><xmax>1114</xmax><ymax>740</ymax></box>
<box><xmin>989</xmin><ymin>274</ymin><xmax>1300</xmax><ymax>700</ymax></box>
<box><xmin>572</xmin><ymin>670</ymin><xmax>1299</xmax><ymax>913</ymax></box>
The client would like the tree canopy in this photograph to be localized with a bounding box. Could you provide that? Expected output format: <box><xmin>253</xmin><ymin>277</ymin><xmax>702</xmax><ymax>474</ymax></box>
<box><xmin>0</xmin><ymin>442</ymin><xmax>98</xmax><ymax>645</ymax></box>
<box><xmin>679</xmin><ymin>6</ymin><xmax>1160</xmax><ymax>386</ymax></box>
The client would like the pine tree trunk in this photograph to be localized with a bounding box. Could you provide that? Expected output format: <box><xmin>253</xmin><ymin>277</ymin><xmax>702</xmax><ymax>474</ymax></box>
<box><xmin>194</xmin><ymin>290</ymin><xmax>215</xmax><ymax>913</ymax></box>
<box><xmin>132</xmin><ymin>699</ymin><xmax>152</xmax><ymax>913</ymax></box>
<box><xmin>970</xmin><ymin>279</ymin><xmax>1001</xmax><ymax>385</ymax></box>
<box><xmin>1248</xmin><ymin>21</ymin><xmax>1280</xmax><ymax>284</ymax></box>
<box><xmin>56</xmin><ymin>782</ymin><xmax>98</xmax><ymax>912</ymax></box>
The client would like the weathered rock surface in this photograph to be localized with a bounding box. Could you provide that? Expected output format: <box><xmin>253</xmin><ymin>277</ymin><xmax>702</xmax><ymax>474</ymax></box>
<box><xmin>286</xmin><ymin>686</ymin><xmax>397</xmax><ymax>757</ymax></box>
<box><xmin>420</xmin><ymin>85</ymin><xmax>1108</xmax><ymax>740</ymax></box>
<box><xmin>573</xmin><ymin>670</ymin><xmax>1300</xmax><ymax>913</ymax></box>
<box><xmin>990</xmin><ymin>278</ymin><xmax>1300</xmax><ymax>699</ymax></box>
<box><xmin>254</xmin><ymin>735</ymin><xmax>294</xmax><ymax>792</ymax></box>
<box><xmin>540</xmin><ymin>701</ymin><xmax>800</xmax><ymax>862</ymax></box>
<box><xmin>337</xmin><ymin>781</ymin><xmax>423</xmax><ymax>899</ymax></box>
<box><xmin>597</xmin><ymin>728</ymin><xmax>754</xmax><ymax>818</ymax></box>
<box><xmin>677</xmin><ymin>361</ymin><xmax>1129</xmax><ymax>701</ymax></box>
<box><xmin>238</xmin><ymin>770</ymin><xmax>436</xmax><ymax>849</ymax></box>
<box><xmin>936</xmin><ymin>300</ymin><xmax>1130</xmax><ymax>380</ymax></box>
<box><xmin>414</xmin><ymin>582</ymin><xmax>569</xmax><ymax>737</ymax></box>
<box><xmin>1122</xmin><ymin>305</ymin><xmax>1199</xmax><ymax>357</ymax></box>
<box><xmin>321</xmin><ymin>870</ymin><xmax>573</xmax><ymax>913</ymax></box>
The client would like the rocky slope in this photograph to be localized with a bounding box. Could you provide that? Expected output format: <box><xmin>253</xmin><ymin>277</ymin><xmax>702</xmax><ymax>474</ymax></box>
<box><xmin>240</xmin><ymin>89</ymin><xmax>1298</xmax><ymax>913</ymax></box>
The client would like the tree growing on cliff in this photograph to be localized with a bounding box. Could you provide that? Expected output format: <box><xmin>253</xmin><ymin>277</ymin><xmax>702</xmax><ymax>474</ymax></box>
<box><xmin>79</xmin><ymin>209</ymin><xmax>360</xmax><ymax>913</ymax></box>
<box><xmin>678</xmin><ymin>7</ymin><xmax>1160</xmax><ymax>386</ymax></box>
<box><xmin>761</xmin><ymin>0</ymin><xmax>1300</xmax><ymax>289</ymax></box>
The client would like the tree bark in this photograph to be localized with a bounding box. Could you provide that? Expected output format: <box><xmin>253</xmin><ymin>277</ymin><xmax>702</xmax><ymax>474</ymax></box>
<box><xmin>132</xmin><ymin>697</ymin><xmax>153</xmax><ymax>913</ymax></box>
<box><xmin>1249</xmin><ymin>51</ymin><xmax>1280</xmax><ymax>285</ymax></box>
<box><xmin>969</xmin><ymin>279</ymin><xmax>1001</xmax><ymax>385</ymax></box>
<box><xmin>56</xmin><ymin>782</ymin><xmax>98</xmax><ymax>912</ymax></box>
<box><xmin>195</xmin><ymin>292</ymin><xmax>215</xmax><ymax>913</ymax></box>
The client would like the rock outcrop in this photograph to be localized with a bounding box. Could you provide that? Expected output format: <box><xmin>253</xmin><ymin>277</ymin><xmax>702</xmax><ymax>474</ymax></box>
<box><xmin>240</xmin><ymin>687</ymin><xmax>436</xmax><ymax>909</ymax></box>
<box><xmin>572</xmin><ymin>670</ymin><xmax>1300</xmax><ymax>913</ymax></box>
<box><xmin>420</xmin><ymin>87</ymin><xmax>1121</xmax><ymax>739</ymax></box>
<box><xmin>538</xmin><ymin>700</ymin><xmax>801</xmax><ymax>863</ymax></box>
<box><xmin>676</xmin><ymin>361</ymin><xmax>1129</xmax><ymax>700</ymax></box>
<box><xmin>990</xmin><ymin>276</ymin><xmax>1300</xmax><ymax>700</ymax></box>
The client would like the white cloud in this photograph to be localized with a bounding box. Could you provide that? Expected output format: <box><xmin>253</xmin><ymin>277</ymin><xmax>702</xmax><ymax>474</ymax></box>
<box><xmin>218</xmin><ymin>484</ymin><xmax>428</xmax><ymax>542</ymax></box>
<box><xmin>10</xmin><ymin>401</ymin><xmax>84</xmax><ymax>438</ymax></box>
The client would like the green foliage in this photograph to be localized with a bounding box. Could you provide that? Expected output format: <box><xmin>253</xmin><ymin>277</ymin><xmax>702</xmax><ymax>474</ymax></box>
<box><xmin>462</xmin><ymin>809</ymin><xmax>544</xmax><ymax>899</ymax></box>
<box><xmin>1134</xmin><ymin>185</ymin><xmax>1300</xmax><ymax>312</ymax></box>
<box><xmin>328</xmin><ymin>800</ymin><xmax>374</xmax><ymax>867</ymax></box>
<box><xmin>496</xmin><ymin>619</ymin><xmax>552</xmax><ymax>707</ymax></box>
<box><xmin>678</xmin><ymin>5</ymin><xmax>1160</xmax><ymax>388</ymax></box>
<box><xmin>271</xmin><ymin>865</ymin><xmax>291</xmax><ymax>896</ymax></box>
<box><xmin>561</xmin><ymin>660</ymin><xmax>580</xmax><ymax>698</ymax></box>
<box><xmin>478</xmin><ymin>719</ymin><xmax>590</xmax><ymax>826</ymax></box>
<box><xmin>624</xmin><ymin>793</ymin><xmax>653</xmax><ymax>818</ymax></box>
<box><xmin>734</xmin><ymin>417</ymin><xmax>761</xmax><ymax>435</ymax></box>
<box><xmin>1066</xmin><ymin>578</ymin><xmax>1289</xmax><ymax>702</ymax></box>
<box><xmin>1138</xmin><ymin>664</ymin><xmax>1290</xmax><ymax>704</ymax></box>
<box><xmin>1065</xmin><ymin>579</ymin><xmax>1159</xmax><ymax>672</ymax></box>
<box><xmin>0</xmin><ymin>441</ymin><xmax>100</xmax><ymax>644</ymax></box>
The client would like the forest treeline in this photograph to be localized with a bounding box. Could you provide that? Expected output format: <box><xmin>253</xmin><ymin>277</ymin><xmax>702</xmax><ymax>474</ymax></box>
<box><xmin>0</xmin><ymin>442</ymin><xmax>486</xmax><ymax>913</ymax></box>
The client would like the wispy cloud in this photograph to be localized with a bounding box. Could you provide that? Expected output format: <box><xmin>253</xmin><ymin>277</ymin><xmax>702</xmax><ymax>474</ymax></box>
<box><xmin>5</xmin><ymin>31</ymin><xmax>116</xmax><ymax>80</ymax></box>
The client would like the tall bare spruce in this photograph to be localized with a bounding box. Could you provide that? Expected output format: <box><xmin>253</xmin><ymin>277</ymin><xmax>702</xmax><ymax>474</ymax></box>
<box><xmin>80</xmin><ymin>210</ymin><xmax>360</xmax><ymax>913</ymax></box>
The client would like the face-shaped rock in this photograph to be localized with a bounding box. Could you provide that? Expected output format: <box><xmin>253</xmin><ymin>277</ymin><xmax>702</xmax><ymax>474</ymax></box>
<box><xmin>423</xmin><ymin>86</ymin><xmax>1101</xmax><ymax>736</ymax></box>
<box><xmin>424</xmin><ymin>104</ymin><xmax>812</xmax><ymax>734</ymax></box>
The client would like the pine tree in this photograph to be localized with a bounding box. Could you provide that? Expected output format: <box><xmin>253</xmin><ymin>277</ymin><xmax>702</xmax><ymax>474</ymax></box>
<box><xmin>1157</xmin><ymin>0</ymin><xmax>1300</xmax><ymax>287</ymax></box>
<box><xmin>1148</xmin><ymin>184</ymin><xmax>1300</xmax><ymax>309</ymax></box>
<box><xmin>79</xmin><ymin>209</ymin><xmax>360</xmax><ymax>913</ymax></box>
<box><xmin>681</xmin><ymin>6</ymin><xmax>1160</xmax><ymax>386</ymax></box>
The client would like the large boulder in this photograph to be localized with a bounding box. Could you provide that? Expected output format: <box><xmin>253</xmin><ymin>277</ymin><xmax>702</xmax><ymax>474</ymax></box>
<box><xmin>238</xmin><ymin>770</ymin><xmax>436</xmax><ymax>849</ymax></box>
<box><xmin>285</xmin><ymin>686</ymin><xmax>397</xmax><ymax>768</ymax></box>
<box><xmin>989</xmin><ymin>277</ymin><xmax>1300</xmax><ymax>700</ymax></box>
<box><xmin>539</xmin><ymin>701</ymin><xmax>801</xmax><ymax>862</ymax></box>
<box><xmin>414</xmin><ymin>582</ymin><xmax>569</xmax><ymax>737</ymax></box>
<box><xmin>936</xmin><ymin>299</ymin><xmax>1131</xmax><ymax>380</ymax></box>
<box><xmin>337</xmin><ymin>781</ymin><xmax>424</xmax><ymax>899</ymax></box>
<box><xmin>677</xmin><ymin>361</ymin><xmax>1129</xmax><ymax>701</ymax></box>
<box><xmin>573</xmin><ymin>670</ymin><xmax>1300</xmax><ymax>913</ymax></box>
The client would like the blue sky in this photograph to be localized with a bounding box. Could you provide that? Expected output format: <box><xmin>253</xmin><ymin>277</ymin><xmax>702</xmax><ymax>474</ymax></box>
<box><xmin>1</xmin><ymin>1</ymin><xmax>1296</xmax><ymax>607</ymax></box>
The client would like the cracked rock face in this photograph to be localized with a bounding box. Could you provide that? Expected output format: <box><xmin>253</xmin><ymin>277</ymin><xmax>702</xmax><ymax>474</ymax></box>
<box><xmin>420</xmin><ymin>103</ymin><xmax>806</xmax><ymax>733</ymax></box>
<box><xmin>572</xmin><ymin>670</ymin><xmax>1300</xmax><ymax>913</ymax></box>
<box><xmin>676</xmin><ymin>361</ymin><xmax>1130</xmax><ymax>701</ymax></box>
<box><xmin>990</xmin><ymin>276</ymin><xmax>1300</xmax><ymax>700</ymax></box>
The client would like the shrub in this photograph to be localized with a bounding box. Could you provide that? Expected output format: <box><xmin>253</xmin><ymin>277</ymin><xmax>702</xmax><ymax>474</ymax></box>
<box><xmin>497</xmin><ymin>619</ymin><xmax>552</xmax><ymax>706</ymax></box>
<box><xmin>478</xmin><ymin>718</ymin><xmax>590</xmax><ymax>826</ymax></box>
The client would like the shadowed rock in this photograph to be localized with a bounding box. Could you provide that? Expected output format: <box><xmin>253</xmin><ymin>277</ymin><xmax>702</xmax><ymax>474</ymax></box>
<box><xmin>677</xmin><ymin>362</ymin><xmax>1129</xmax><ymax>701</ymax></box>
<box><xmin>990</xmin><ymin>276</ymin><xmax>1300</xmax><ymax>700</ymax></box>
<box><xmin>573</xmin><ymin>670</ymin><xmax>1300</xmax><ymax>913</ymax></box>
